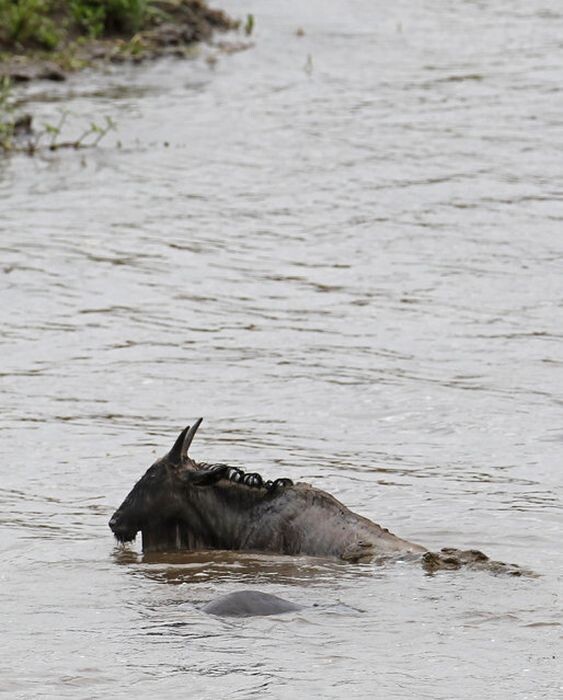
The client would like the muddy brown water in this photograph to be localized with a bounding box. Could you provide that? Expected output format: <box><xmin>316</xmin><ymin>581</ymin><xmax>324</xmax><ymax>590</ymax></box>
<box><xmin>1</xmin><ymin>0</ymin><xmax>562</xmax><ymax>697</ymax></box>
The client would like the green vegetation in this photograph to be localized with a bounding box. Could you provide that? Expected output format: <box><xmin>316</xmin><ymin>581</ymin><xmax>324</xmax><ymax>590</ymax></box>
<box><xmin>0</xmin><ymin>0</ymin><xmax>60</xmax><ymax>50</ymax></box>
<box><xmin>1</xmin><ymin>75</ymin><xmax>116</xmax><ymax>154</ymax></box>
<box><xmin>0</xmin><ymin>1</ymin><xmax>237</xmax><ymax>156</ymax></box>
<box><xmin>0</xmin><ymin>0</ymin><xmax>237</xmax><ymax>54</ymax></box>
<box><xmin>0</xmin><ymin>0</ymin><xmax>151</xmax><ymax>49</ymax></box>
<box><xmin>0</xmin><ymin>76</ymin><xmax>15</xmax><ymax>148</ymax></box>
<box><xmin>244</xmin><ymin>13</ymin><xmax>254</xmax><ymax>36</ymax></box>
<box><xmin>70</xmin><ymin>0</ymin><xmax>147</xmax><ymax>38</ymax></box>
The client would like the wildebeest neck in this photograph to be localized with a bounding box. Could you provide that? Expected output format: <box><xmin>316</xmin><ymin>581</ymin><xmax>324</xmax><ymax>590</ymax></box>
<box><xmin>140</xmin><ymin>475</ymin><xmax>274</xmax><ymax>553</ymax></box>
<box><xmin>192</xmin><ymin>479</ymin><xmax>269</xmax><ymax>546</ymax></box>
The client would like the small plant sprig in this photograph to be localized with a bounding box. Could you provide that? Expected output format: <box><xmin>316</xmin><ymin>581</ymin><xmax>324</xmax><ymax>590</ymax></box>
<box><xmin>0</xmin><ymin>76</ymin><xmax>15</xmax><ymax>150</ymax></box>
<box><xmin>1</xmin><ymin>75</ymin><xmax>117</xmax><ymax>156</ymax></box>
<box><xmin>244</xmin><ymin>13</ymin><xmax>254</xmax><ymax>36</ymax></box>
<box><xmin>29</xmin><ymin>113</ymin><xmax>116</xmax><ymax>153</ymax></box>
<box><xmin>1</xmin><ymin>102</ymin><xmax>117</xmax><ymax>156</ymax></box>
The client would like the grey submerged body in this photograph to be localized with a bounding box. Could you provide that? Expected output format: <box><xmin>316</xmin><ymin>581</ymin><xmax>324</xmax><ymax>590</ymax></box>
<box><xmin>202</xmin><ymin>591</ymin><xmax>303</xmax><ymax>617</ymax></box>
<box><xmin>109</xmin><ymin>419</ymin><xmax>526</xmax><ymax>575</ymax></box>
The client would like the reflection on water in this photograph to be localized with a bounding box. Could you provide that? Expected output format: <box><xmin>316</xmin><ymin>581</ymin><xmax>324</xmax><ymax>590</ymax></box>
<box><xmin>1</xmin><ymin>0</ymin><xmax>562</xmax><ymax>697</ymax></box>
<box><xmin>114</xmin><ymin>548</ymin><xmax>378</xmax><ymax>587</ymax></box>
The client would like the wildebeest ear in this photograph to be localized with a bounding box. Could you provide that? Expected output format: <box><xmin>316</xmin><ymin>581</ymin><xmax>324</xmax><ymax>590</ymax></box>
<box><xmin>168</xmin><ymin>426</ymin><xmax>190</xmax><ymax>465</ymax></box>
<box><xmin>187</xmin><ymin>464</ymin><xmax>229</xmax><ymax>486</ymax></box>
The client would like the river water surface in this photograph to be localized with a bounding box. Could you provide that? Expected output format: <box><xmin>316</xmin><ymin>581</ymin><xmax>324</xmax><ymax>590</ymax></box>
<box><xmin>1</xmin><ymin>1</ymin><xmax>562</xmax><ymax>698</ymax></box>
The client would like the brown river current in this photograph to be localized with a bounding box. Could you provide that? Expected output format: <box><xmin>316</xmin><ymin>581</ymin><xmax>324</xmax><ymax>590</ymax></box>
<box><xmin>1</xmin><ymin>0</ymin><xmax>562</xmax><ymax>697</ymax></box>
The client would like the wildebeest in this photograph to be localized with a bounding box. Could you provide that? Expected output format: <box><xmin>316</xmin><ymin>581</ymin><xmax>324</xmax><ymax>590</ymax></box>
<box><xmin>109</xmin><ymin>419</ymin><xmax>526</xmax><ymax>575</ymax></box>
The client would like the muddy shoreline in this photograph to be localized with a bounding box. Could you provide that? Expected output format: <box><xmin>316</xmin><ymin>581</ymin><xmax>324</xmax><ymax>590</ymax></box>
<box><xmin>0</xmin><ymin>0</ymin><xmax>242</xmax><ymax>84</ymax></box>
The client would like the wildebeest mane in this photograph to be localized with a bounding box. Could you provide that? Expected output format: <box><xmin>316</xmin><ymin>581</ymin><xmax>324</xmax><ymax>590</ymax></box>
<box><xmin>198</xmin><ymin>462</ymin><xmax>293</xmax><ymax>493</ymax></box>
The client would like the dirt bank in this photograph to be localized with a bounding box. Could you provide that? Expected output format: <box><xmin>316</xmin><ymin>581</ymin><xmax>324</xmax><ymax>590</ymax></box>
<box><xmin>0</xmin><ymin>0</ymin><xmax>240</xmax><ymax>83</ymax></box>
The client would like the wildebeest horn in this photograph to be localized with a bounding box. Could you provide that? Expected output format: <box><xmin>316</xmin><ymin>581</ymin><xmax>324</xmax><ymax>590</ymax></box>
<box><xmin>181</xmin><ymin>417</ymin><xmax>203</xmax><ymax>459</ymax></box>
<box><xmin>168</xmin><ymin>426</ymin><xmax>190</xmax><ymax>464</ymax></box>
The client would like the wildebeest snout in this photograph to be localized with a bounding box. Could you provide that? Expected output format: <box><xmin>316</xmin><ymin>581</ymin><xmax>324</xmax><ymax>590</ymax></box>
<box><xmin>108</xmin><ymin>511</ymin><xmax>137</xmax><ymax>543</ymax></box>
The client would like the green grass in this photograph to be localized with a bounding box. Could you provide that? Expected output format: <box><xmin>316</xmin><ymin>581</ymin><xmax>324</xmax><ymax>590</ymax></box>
<box><xmin>0</xmin><ymin>0</ymin><xmax>149</xmax><ymax>49</ymax></box>
<box><xmin>0</xmin><ymin>76</ymin><xmax>15</xmax><ymax>150</ymax></box>
<box><xmin>0</xmin><ymin>0</ymin><xmax>60</xmax><ymax>50</ymax></box>
<box><xmin>70</xmin><ymin>0</ymin><xmax>147</xmax><ymax>38</ymax></box>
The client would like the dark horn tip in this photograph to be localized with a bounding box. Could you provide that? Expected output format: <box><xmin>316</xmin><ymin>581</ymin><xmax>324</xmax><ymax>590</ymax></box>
<box><xmin>181</xmin><ymin>417</ymin><xmax>204</xmax><ymax>459</ymax></box>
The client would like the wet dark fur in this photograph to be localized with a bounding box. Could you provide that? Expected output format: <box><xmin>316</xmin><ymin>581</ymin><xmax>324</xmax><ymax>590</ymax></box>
<box><xmin>112</xmin><ymin>461</ymin><xmax>292</xmax><ymax>544</ymax></box>
<box><xmin>109</xmin><ymin>422</ymin><xmax>296</xmax><ymax>553</ymax></box>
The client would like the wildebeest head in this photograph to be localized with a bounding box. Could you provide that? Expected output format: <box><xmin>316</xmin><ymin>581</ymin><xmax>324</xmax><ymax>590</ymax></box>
<box><xmin>108</xmin><ymin>418</ymin><xmax>222</xmax><ymax>544</ymax></box>
<box><xmin>109</xmin><ymin>418</ymin><xmax>294</xmax><ymax>552</ymax></box>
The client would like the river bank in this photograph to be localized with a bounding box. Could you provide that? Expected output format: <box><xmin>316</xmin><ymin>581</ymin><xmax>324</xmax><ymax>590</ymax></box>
<box><xmin>0</xmin><ymin>0</ymin><xmax>239</xmax><ymax>83</ymax></box>
<box><xmin>0</xmin><ymin>0</ymin><xmax>245</xmax><ymax>153</ymax></box>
